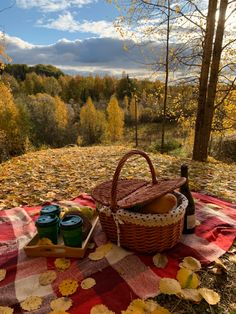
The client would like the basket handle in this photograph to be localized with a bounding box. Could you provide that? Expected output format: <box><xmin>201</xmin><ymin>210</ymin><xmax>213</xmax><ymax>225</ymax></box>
<box><xmin>111</xmin><ymin>150</ymin><xmax>157</xmax><ymax>212</ymax></box>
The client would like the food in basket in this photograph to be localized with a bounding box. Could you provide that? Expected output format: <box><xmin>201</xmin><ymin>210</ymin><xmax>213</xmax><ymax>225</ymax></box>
<box><xmin>140</xmin><ymin>193</ymin><xmax>177</xmax><ymax>214</ymax></box>
<box><xmin>37</xmin><ymin>237</ymin><xmax>54</xmax><ymax>245</ymax></box>
<box><xmin>64</xmin><ymin>205</ymin><xmax>95</xmax><ymax>221</ymax></box>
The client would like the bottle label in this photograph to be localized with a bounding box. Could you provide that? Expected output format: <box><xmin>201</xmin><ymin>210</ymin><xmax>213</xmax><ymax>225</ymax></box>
<box><xmin>187</xmin><ymin>214</ymin><xmax>196</xmax><ymax>229</ymax></box>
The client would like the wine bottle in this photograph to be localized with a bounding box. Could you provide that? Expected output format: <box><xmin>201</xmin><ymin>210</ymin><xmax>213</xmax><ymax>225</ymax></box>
<box><xmin>180</xmin><ymin>164</ymin><xmax>196</xmax><ymax>234</ymax></box>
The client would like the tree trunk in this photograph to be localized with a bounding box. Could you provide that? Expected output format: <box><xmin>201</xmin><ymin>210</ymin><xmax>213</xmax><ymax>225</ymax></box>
<box><xmin>161</xmin><ymin>0</ymin><xmax>170</xmax><ymax>153</ymax></box>
<box><xmin>192</xmin><ymin>0</ymin><xmax>218</xmax><ymax>161</ymax></box>
<box><xmin>192</xmin><ymin>0</ymin><xmax>228</xmax><ymax>161</ymax></box>
<box><xmin>198</xmin><ymin>0</ymin><xmax>228</xmax><ymax>161</ymax></box>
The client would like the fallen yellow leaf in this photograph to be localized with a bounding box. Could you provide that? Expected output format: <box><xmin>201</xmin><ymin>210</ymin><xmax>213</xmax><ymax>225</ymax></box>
<box><xmin>153</xmin><ymin>253</ymin><xmax>168</xmax><ymax>269</ymax></box>
<box><xmin>178</xmin><ymin>288</ymin><xmax>202</xmax><ymax>303</ymax></box>
<box><xmin>176</xmin><ymin>268</ymin><xmax>200</xmax><ymax>289</ymax></box>
<box><xmin>159</xmin><ymin>278</ymin><xmax>182</xmax><ymax>295</ymax></box>
<box><xmin>179</xmin><ymin>256</ymin><xmax>201</xmax><ymax>271</ymax></box>
<box><xmin>198</xmin><ymin>288</ymin><xmax>220</xmax><ymax>305</ymax></box>
<box><xmin>90</xmin><ymin>304</ymin><xmax>115</xmax><ymax>314</ymax></box>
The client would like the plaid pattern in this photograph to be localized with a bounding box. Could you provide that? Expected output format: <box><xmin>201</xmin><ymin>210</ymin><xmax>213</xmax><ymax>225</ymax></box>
<box><xmin>0</xmin><ymin>192</ymin><xmax>235</xmax><ymax>313</ymax></box>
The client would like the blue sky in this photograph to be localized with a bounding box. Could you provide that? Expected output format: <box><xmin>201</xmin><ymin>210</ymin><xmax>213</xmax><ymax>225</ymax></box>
<box><xmin>0</xmin><ymin>0</ymin><xmax>154</xmax><ymax>78</ymax></box>
<box><xmin>1</xmin><ymin>0</ymin><xmax>119</xmax><ymax>44</ymax></box>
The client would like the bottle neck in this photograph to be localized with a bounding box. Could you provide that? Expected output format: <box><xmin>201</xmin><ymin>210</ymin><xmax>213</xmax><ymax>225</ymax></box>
<box><xmin>181</xmin><ymin>165</ymin><xmax>189</xmax><ymax>179</ymax></box>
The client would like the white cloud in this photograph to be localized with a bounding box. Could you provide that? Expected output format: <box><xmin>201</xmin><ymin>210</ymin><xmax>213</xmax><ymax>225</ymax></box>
<box><xmin>58</xmin><ymin>64</ymin><xmax>152</xmax><ymax>79</ymax></box>
<box><xmin>2</xmin><ymin>34</ymin><xmax>155</xmax><ymax>78</ymax></box>
<box><xmin>16</xmin><ymin>0</ymin><xmax>95</xmax><ymax>12</ymax></box>
<box><xmin>3</xmin><ymin>34</ymin><xmax>35</xmax><ymax>49</ymax></box>
<box><xmin>2</xmin><ymin>33</ymin><xmax>205</xmax><ymax>81</ymax></box>
<box><xmin>37</xmin><ymin>12</ymin><xmax>121</xmax><ymax>38</ymax></box>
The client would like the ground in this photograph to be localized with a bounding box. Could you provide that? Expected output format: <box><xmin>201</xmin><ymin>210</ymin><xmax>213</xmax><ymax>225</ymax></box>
<box><xmin>0</xmin><ymin>145</ymin><xmax>235</xmax><ymax>313</ymax></box>
<box><xmin>0</xmin><ymin>145</ymin><xmax>236</xmax><ymax>209</ymax></box>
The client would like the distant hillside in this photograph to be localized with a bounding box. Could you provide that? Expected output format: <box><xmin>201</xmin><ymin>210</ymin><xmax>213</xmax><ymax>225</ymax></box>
<box><xmin>3</xmin><ymin>63</ymin><xmax>64</xmax><ymax>80</ymax></box>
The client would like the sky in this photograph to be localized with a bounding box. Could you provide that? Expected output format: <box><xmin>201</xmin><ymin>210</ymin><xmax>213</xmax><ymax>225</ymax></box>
<box><xmin>1</xmin><ymin>0</ymin><xmax>234</xmax><ymax>80</ymax></box>
<box><xmin>0</xmin><ymin>0</ymin><xmax>154</xmax><ymax>78</ymax></box>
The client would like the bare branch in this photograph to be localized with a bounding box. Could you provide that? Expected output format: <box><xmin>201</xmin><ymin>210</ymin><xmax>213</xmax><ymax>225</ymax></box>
<box><xmin>225</xmin><ymin>7</ymin><xmax>236</xmax><ymax>21</ymax></box>
<box><xmin>140</xmin><ymin>0</ymin><xmax>206</xmax><ymax>32</ymax></box>
<box><xmin>0</xmin><ymin>1</ymin><xmax>15</xmax><ymax>13</ymax></box>
<box><xmin>215</xmin><ymin>77</ymin><xmax>236</xmax><ymax>108</ymax></box>
<box><xmin>221</xmin><ymin>38</ymin><xmax>236</xmax><ymax>51</ymax></box>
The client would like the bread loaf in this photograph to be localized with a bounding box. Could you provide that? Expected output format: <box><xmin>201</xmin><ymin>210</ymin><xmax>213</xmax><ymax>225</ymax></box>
<box><xmin>141</xmin><ymin>193</ymin><xmax>177</xmax><ymax>214</ymax></box>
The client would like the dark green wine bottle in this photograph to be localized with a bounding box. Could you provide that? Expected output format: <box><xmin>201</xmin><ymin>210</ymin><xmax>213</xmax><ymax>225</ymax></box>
<box><xmin>180</xmin><ymin>164</ymin><xmax>196</xmax><ymax>234</ymax></box>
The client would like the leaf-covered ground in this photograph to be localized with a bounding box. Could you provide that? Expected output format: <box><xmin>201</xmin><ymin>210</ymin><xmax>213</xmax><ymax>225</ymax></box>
<box><xmin>0</xmin><ymin>145</ymin><xmax>235</xmax><ymax>210</ymax></box>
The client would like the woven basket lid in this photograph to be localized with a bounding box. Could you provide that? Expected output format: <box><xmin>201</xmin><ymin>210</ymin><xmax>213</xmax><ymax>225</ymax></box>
<box><xmin>92</xmin><ymin>179</ymin><xmax>148</xmax><ymax>207</ymax></box>
<box><xmin>92</xmin><ymin>177</ymin><xmax>186</xmax><ymax>209</ymax></box>
<box><xmin>91</xmin><ymin>150</ymin><xmax>186</xmax><ymax>211</ymax></box>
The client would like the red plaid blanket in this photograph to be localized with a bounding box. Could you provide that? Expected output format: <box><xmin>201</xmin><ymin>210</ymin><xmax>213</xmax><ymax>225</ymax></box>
<box><xmin>0</xmin><ymin>192</ymin><xmax>235</xmax><ymax>313</ymax></box>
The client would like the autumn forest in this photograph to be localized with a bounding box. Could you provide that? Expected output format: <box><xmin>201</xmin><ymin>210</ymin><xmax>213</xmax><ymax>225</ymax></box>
<box><xmin>0</xmin><ymin>62</ymin><xmax>235</xmax><ymax>164</ymax></box>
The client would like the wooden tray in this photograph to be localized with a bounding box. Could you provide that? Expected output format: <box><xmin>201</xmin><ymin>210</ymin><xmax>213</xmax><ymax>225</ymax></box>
<box><xmin>24</xmin><ymin>216</ymin><xmax>99</xmax><ymax>258</ymax></box>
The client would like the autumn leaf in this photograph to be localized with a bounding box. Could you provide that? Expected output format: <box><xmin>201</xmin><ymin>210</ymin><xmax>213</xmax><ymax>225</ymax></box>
<box><xmin>198</xmin><ymin>288</ymin><xmax>221</xmax><ymax>305</ymax></box>
<box><xmin>0</xmin><ymin>269</ymin><xmax>6</xmax><ymax>282</ymax></box>
<box><xmin>178</xmin><ymin>288</ymin><xmax>202</xmax><ymax>303</ymax></box>
<box><xmin>229</xmin><ymin>255</ymin><xmax>236</xmax><ymax>264</ymax></box>
<box><xmin>175</xmin><ymin>5</ymin><xmax>181</xmax><ymax>13</ymax></box>
<box><xmin>179</xmin><ymin>256</ymin><xmax>201</xmax><ymax>271</ymax></box>
<box><xmin>176</xmin><ymin>268</ymin><xmax>200</xmax><ymax>289</ymax></box>
<box><xmin>50</xmin><ymin>297</ymin><xmax>72</xmax><ymax>311</ymax></box>
<box><xmin>153</xmin><ymin>253</ymin><xmax>168</xmax><ymax>269</ymax></box>
<box><xmin>159</xmin><ymin>278</ymin><xmax>182</xmax><ymax>295</ymax></box>
<box><xmin>213</xmin><ymin>258</ymin><xmax>227</xmax><ymax>271</ymax></box>
<box><xmin>121</xmin><ymin>299</ymin><xmax>169</xmax><ymax>314</ymax></box>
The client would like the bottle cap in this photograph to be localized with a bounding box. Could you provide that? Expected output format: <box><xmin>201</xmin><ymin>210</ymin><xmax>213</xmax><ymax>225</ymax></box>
<box><xmin>60</xmin><ymin>215</ymin><xmax>83</xmax><ymax>230</ymax></box>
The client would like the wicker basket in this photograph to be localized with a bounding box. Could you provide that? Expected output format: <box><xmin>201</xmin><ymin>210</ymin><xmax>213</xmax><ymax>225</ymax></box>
<box><xmin>92</xmin><ymin>150</ymin><xmax>188</xmax><ymax>253</ymax></box>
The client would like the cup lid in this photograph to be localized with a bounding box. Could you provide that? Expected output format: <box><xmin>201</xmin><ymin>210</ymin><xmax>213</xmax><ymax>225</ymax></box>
<box><xmin>41</xmin><ymin>205</ymin><xmax>61</xmax><ymax>215</ymax></box>
<box><xmin>35</xmin><ymin>215</ymin><xmax>58</xmax><ymax>227</ymax></box>
<box><xmin>60</xmin><ymin>215</ymin><xmax>83</xmax><ymax>229</ymax></box>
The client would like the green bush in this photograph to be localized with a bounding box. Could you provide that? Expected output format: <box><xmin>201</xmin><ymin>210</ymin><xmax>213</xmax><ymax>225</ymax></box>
<box><xmin>219</xmin><ymin>135</ymin><xmax>236</xmax><ymax>161</ymax></box>
<box><xmin>150</xmin><ymin>138</ymin><xmax>182</xmax><ymax>153</ymax></box>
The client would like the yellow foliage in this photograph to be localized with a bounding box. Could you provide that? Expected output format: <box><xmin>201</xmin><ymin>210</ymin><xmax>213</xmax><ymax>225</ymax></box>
<box><xmin>54</xmin><ymin>96</ymin><xmax>68</xmax><ymax>129</ymax></box>
<box><xmin>106</xmin><ymin>95</ymin><xmax>124</xmax><ymax>141</ymax></box>
<box><xmin>0</xmin><ymin>82</ymin><xmax>22</xmax><ymax>154</ymax></box>
<box><xmin>80</xmin><ymin>97</ymin><xmax>106</xmax><ymax>144</ymax></box>
<box><xmin>0</xmin><ymin>36</ymin><xmax>12</xmax><ymax>70</ymax></box>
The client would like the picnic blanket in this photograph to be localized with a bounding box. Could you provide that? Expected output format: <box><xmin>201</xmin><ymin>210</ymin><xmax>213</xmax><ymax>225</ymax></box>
<box><xmin>0</xmin><ymin>192</ymin><xmax>235</xmax><ymax>313</ymax></box>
